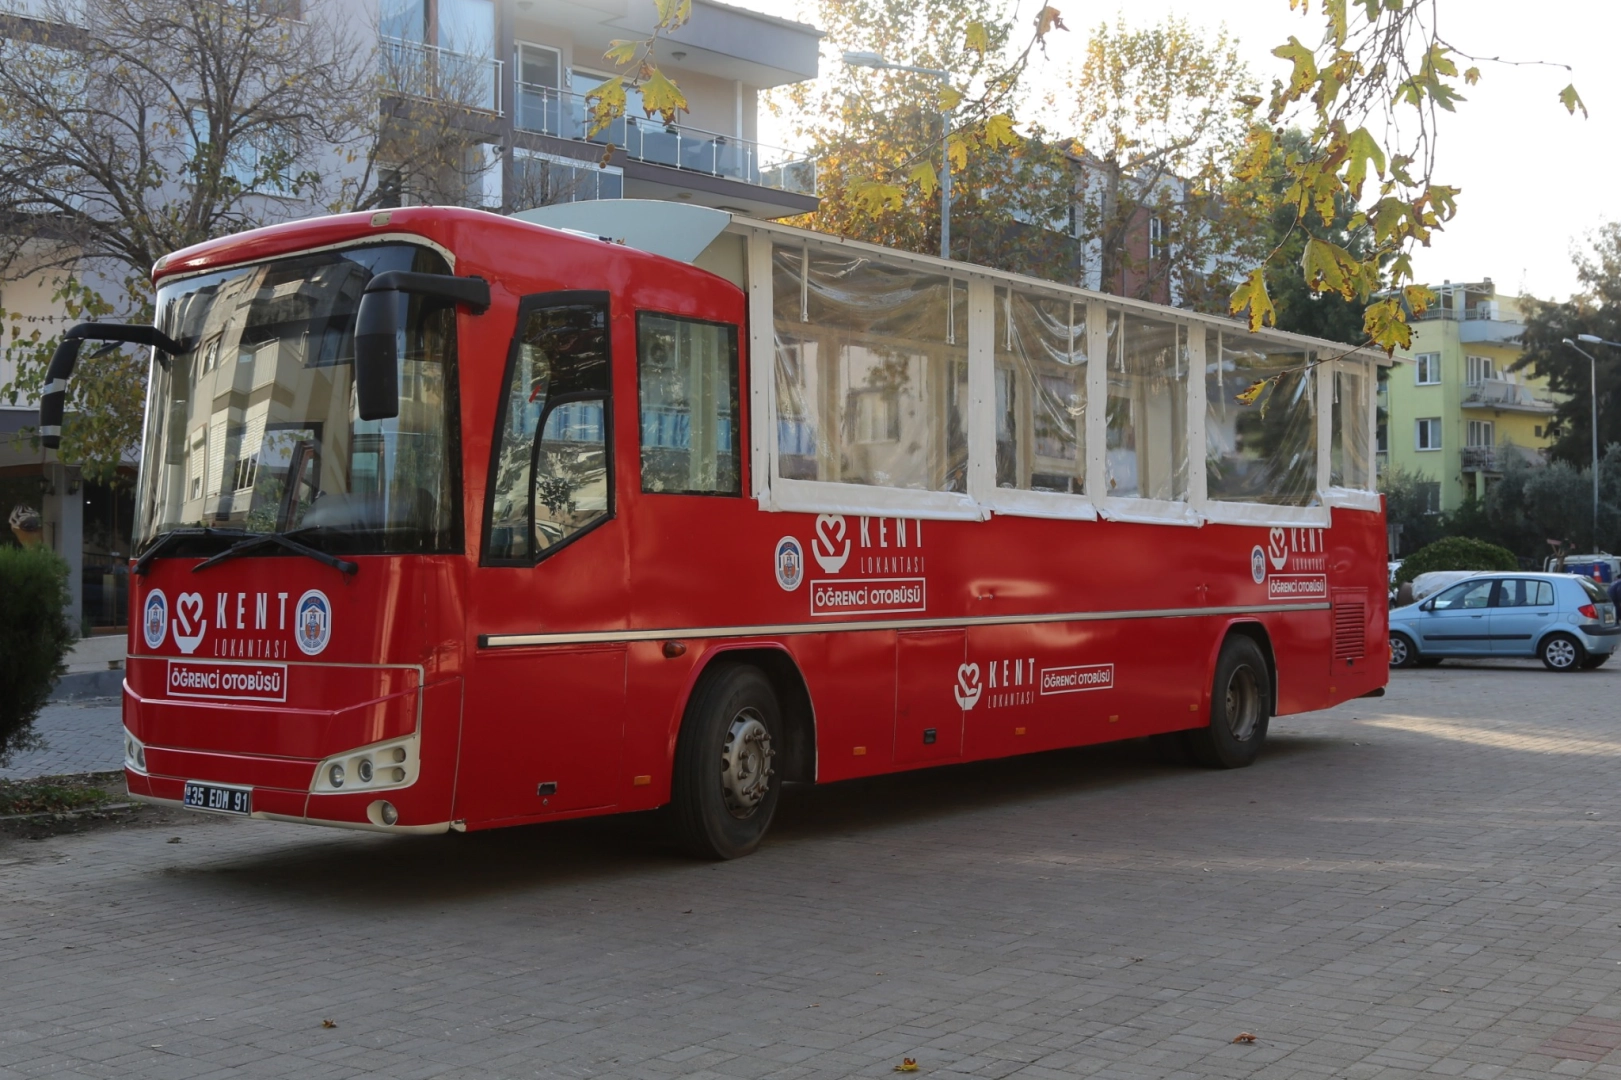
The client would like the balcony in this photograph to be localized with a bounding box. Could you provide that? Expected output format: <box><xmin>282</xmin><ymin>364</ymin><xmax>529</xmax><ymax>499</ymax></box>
<box><xmin>1461</xmin><ymin>443</ymin><xmax>1546</xmax><ymax>473</ymax></box>
<box><xmin>515</xmin><ymin>82</ymin><xmax>815</xmax><ymax>196</ymax></box>
<box><xmin>1461</xmin><ymin>378</ymin><xmax>1556</xmax><ymax>414</ymax></box>
<box><xmin>382</xmin><ymin>37</ymin><xmax>504</xmax><ymax>116</ymax></box>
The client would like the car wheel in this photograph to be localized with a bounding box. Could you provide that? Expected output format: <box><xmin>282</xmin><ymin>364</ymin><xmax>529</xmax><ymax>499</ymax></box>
<box><xmin>1389</xmin><ymin>632</ymin><xmax>1419</xmax><ymax>669</ymax></box>
<box><xmin>669</xmin><ymin>663</ymin><xmax>781</xmax><ymax>860</ymax></box>
<box><xmin>1539</xmin><ymin>633</ymin><xmax>1585</xmax><ymax>672</ymax></box>
<box><xmin>1185</xmin><ymin>635</ymin><xmax>1272</xmax><ymax>769</ymax></box>
<box><xmin>1581</xmin><ymin>653</ymin><xmax>1611</xmax><ymax>669</ymax></box>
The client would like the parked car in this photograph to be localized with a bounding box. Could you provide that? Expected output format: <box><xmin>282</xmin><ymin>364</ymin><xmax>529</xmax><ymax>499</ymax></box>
<box><xmin>1389</xmin><ymin>573</ymin><xmax>1620</xmax><ymax>671</ymax></box>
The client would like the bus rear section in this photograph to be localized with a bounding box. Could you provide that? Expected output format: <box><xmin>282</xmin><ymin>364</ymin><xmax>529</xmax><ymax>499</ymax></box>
<box><xmin>105</xmin><ymin>204</ymin><xmax>1387</xmax><ymax>855</ymax></box>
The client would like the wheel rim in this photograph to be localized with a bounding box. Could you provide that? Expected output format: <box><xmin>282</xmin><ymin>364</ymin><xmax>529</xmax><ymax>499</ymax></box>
<box><xmin>1222</xmin><ymin>664</ymin><xmax>1262</xmax><ymax>742</ymax></box>
<box><xmin>719</xmin><ymin>709</ymin><xmax>774</xmax><ymax>819</ymax></box>
<box><xmin>1391</xmin><ymin>637</ymin><xmax>1409</xmax><ymax>666</ymax></box>
<box><xmin>1546</xmin><ymin>638</ymin><xmax>1578</xmax><ymax>669</ymax></box>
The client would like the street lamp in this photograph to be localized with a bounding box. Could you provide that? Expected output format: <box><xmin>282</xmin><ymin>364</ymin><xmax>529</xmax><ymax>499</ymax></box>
<box><xmin>1562</xmin><ymin>334</ymin><xmax>1621</xmax><ymax>551</ymax></box>
<box><xmin>843</xmin><ymin>50</ymin><xmax>953</xmax><ymax>261</ymax></box>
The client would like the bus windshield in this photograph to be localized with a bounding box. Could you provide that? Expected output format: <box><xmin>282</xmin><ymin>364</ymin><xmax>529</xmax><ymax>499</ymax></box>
<box><xmin>134</xmin><ymin>243</ymin><xmax>461</xmax><ymax>557</ymax></box>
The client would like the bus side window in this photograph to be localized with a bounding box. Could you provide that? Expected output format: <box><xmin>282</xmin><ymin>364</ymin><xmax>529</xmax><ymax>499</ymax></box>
<box><xmin>484</xmin><ymin>294</ymin><xmax>612</xmax><ymax>563</ymax></box>
<box><xmin>636</xmin><ymin>313</ymin><xmax>741</xmax><ymax>495</ymax></box>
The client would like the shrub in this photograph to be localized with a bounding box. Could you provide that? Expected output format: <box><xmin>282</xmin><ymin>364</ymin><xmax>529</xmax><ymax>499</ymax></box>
<box><xmin>1393</xmin><ymin>536</ymin><xmax>1518</xmax><ymax>588</ymax></box>
<box><xmin>0</xmin><ymin>545</ymin><xmax>77</xmax><ymax>766</ymax></box>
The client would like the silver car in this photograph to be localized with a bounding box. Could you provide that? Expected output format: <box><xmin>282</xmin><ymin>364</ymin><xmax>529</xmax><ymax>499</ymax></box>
<box><xmin>1389</xmin><ymin>573</ymin><xmax>1620</xmax><ymax>671</ymax></box>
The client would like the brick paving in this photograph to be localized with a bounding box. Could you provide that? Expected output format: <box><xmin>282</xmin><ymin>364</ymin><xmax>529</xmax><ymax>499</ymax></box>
<box><xmin>3</xmin><ymin>659</ymin><xmax>1621</xmax><ymax>1078</ymax></box>
<box><xmin>0</xmin><ymin>699</ymin><xmax>124</xmax><ymax>780</ymax></box>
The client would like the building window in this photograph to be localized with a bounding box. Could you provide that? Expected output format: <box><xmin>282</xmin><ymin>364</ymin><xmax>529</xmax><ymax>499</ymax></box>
<box><xmin>1148</xmin><ymin>216</ymin><xmax>1164</xmax><ymax>260</ymax></box>
<box><xmin>1417</xmin><ymin>481</ymin><xmax>1441</xmax><ymax>515</ymax></box>
<box><xmin>1466</xmin><ymin>355</ymin><xmax>1494</xmax><ymax>385</ymax></box>
<box><xmin>1534</xmin><ymin>424</ymin><xmax>1543</xmax><ymax>438</ymax></box>
<box><xmin>1466</xmin><ymin>419</ymin><xmax>1494</xmax><ymax>447</ymax></box>
<box><xmin>1376</xmin><ymin>423</ymin><xmax>1388</xmax><ymax>454</ymax></box>
<box><xmin>1415</xmin><ymin>417</ymin><xmax>1441</xmax><ymax>451</ymax></box>
<box><xmin>1415</xmin><ymin>352</ymin><xmax>1440</xmax><ymax>385</ymax></box>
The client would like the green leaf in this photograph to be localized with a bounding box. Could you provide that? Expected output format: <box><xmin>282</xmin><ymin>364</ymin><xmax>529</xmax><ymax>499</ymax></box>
<box><xmin>1559</xmin><ymin>83</ymin><xmax>1588</xmax><ymax>118</ymax></box>
<box><xmin>965</xmin><ymin>20</ymin><xmax>990</xmax><ymax>55</ymax></box>
<box><xmin>1342</xmin><ymin>125</ymin><xmax>1385</xmax><ymax>200</ymax></box>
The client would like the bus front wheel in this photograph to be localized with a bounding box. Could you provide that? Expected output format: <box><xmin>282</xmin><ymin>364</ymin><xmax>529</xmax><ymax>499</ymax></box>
<box><xmin>1185</xmin><ymin>636</ymin><xmax>1272</xmax><ymax>769</ymax></box>
<box><xmin>670</xmin><ymin>664</ymin><xmax>782</xmax><ymax>860</ymax></box>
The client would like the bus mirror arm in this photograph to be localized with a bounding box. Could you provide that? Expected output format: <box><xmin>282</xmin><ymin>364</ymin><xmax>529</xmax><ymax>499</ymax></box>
<box><xmin>355</xmin><ymin>272</ymin><xmax>490</xmax><ymax>422</ymax></box>
<box><xmin>38</xmin><ymin>322</ymin><xmax>186</xmax><ymax>450</ymax></box>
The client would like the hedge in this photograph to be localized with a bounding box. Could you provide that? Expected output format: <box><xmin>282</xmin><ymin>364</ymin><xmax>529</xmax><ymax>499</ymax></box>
<box><xmin>0</xmin><ymin>545</ymin><xmax>77</xmax><ymax>766</ymax></box>
<box><xmin>1393</xmin><ymin>535</ymin><xmax>1518</xmax><ymax>588</ymax></box>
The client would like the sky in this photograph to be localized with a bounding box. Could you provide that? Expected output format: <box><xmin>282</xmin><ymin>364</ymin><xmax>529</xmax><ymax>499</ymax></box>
<box><xmin>735</xmin><ymin>0</ymin><xmax>1619</xmax><ymax>303</ymax></box>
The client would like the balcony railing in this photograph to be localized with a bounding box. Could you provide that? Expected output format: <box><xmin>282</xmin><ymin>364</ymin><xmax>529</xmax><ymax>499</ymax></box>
<box><xmin>1461</xmin><ymin>378</ymin><xmax>1555</xmax><ymax>413</ymax></box>
<box><xmin>382</xmin><ymin>37</ymin><xmax>504</xmax><ymax>116</ymax></box>
<box><xmin>515</xmin><ymin>81</ymin><xmax>816</xmax><ymax>196</ymax></box>
<box><xmin>1461</xmin><ymin>444</ymin><xmax>1548</xmax><ymax>472</ymax></box>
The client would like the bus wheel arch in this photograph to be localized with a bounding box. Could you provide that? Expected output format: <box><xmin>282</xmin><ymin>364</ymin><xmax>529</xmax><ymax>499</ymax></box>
<box><xmin>673</xmin><ymin>646</ymin><xmax>816</xmax><ymax>785</ymax></box>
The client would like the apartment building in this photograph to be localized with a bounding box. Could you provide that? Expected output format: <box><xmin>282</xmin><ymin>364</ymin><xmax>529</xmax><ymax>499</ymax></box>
<box><xmin>1383</xmin><ymin>279</ymin><xmax>1559</xmax><ymax>514</ymax></box>
<box><xmin>0</xmin><ymin>0</ymin><xmax>823</xmax><ymax>630</ymax></box>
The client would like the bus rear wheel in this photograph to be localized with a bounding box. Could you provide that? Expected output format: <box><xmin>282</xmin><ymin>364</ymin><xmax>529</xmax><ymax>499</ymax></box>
<box><xmin>1185</xmin><ymin>635</ymin><xmax>1272</xmax><ymax>769</ymax></box>
<box><xmin>670</xmin><ymin>664</ymin><xmax>782</xmax><ymax>860</ymax></box>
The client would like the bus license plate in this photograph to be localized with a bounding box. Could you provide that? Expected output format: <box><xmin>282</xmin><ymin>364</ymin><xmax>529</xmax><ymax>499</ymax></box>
<box><xmin>183</xmin><ymin>781</ymin><xmax>251</xmax><ymax>816</ymax></box>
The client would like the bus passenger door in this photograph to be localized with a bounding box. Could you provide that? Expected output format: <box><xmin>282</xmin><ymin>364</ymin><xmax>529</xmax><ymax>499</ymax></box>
<box><xmin>895</xmin><ymin>630</ymin><xmax>966</xmax><ymax>765</ymax></box>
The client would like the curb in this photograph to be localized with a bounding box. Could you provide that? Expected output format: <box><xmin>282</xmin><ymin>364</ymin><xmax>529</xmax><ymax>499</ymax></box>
<box><xmin>49</xmin><ymin>670</ymin><xmax>125</xmax><ymax>702</ymax></box>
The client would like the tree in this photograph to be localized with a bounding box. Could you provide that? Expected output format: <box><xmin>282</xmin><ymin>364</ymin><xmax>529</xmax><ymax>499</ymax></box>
<box><xmin>1259</xmin><ymin>130</ymin><xmax>1370</xmax><ymax>345</ymax></box>
<box><xmin>0</xmin><ymin>0</ymin><xmax>496</xmax><ymax>481</ymax></box>
<box><xmin>1513</xmin><ymin>222</ymin><xmax>1621</xmax><ymax>467</ymax></box>
<box><xmin>1228</xmin><ymin>1</ymin><xmax>1585</xmax><ymax>353</ymax></box>
<box><xmin>1060</xmin><ymin>17</ymin><xmax>1264</xmax><ymax>310</ymax></box>
<box><xmin>767</xmin><ymin>0</ymin><xmax>1068</xmax><ymax>278</ymax></box>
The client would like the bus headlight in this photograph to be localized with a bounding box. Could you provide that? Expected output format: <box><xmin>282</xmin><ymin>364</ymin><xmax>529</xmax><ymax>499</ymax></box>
<box><xmin>123</xmin><ymin>728</ymin><xmax>147</xmax><ymax>774</ymax></box>
<box><xmin>311</xmin><ymin>734</ymin><xmax>420</xmax><ymax>794</ymax></box>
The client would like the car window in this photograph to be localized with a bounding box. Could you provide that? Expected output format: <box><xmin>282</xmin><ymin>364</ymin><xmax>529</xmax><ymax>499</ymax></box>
<box><xmin>1576</xmin><ymin>576</ymin><xmax>1608</xmax><ymax>603</ymax></box>
<box><xmin>1433</xmin><ymin>579</ymin><xmax>1494</xmax><ymax>610</ymax></box>
<box><xmin>1495</xmin><ymin>579</ymin><xmax>1552</xmax><ymax>608</ymax></box>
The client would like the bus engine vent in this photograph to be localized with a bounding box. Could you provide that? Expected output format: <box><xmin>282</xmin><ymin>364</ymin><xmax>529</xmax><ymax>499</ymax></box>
<box><xmin>1333</xmin><ymin>601</ymin><xmax>1366</xmax><ymax>661</ymax></box>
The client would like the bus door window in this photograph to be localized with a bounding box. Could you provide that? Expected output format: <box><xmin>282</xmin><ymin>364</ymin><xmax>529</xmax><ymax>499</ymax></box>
<box><xmin>484</xmin><ymin>293</ymin><xmax>612</xmax><ymax>563</ymax></box>
<box><xmin>636</xmin><ymin>313</ymin><xmax>741</xmax><ymax>495</ymax></box>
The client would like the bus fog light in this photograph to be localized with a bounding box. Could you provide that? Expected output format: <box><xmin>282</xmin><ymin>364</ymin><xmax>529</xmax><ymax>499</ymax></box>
<box><xmin>391</xmin><ymin>747</ymin><xmax>407</xmax><ymax>763</ymax></box>
<box><xmin>368</xmin><ymin>800</ymin><xmax>399</xmax><ymax>827</ymax></box>
<box><xmin>391</xmin><ymin>767</ymin><xmax>406</xmax><ymax>782</ymax></box>
<box><xmin>357</xmin><ymin>758</ymin><xmax>374</xmax><ymax>783</ymax></box>
<box><xmin>328</xmin><ymin>763</ymin><xmax>345</xmax><ymax>788</ymax></box>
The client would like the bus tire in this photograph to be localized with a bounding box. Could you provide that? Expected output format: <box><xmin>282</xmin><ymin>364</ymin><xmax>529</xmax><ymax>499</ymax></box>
<box><xmin>669</xmin><ymin>664</ymin><xmax>782</xmax><ymax>860</ymax></box>
<box><xmin>1185</xmin><ymin>635</ymin><xmax>1272</xmax><ymax>769</ymax></box>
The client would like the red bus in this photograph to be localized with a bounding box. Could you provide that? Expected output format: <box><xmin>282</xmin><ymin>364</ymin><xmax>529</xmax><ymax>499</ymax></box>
<box><xmin>41</xmin><ymin>202</ymin><xmax>1388</xmax><ymax>859</ymax></box>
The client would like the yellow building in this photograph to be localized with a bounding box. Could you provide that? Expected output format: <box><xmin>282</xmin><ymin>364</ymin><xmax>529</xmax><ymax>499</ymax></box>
<box><xmin>1382</xmin><ymin>280</ymin><xmax>1559</xmax><ymax>514</ymax></box>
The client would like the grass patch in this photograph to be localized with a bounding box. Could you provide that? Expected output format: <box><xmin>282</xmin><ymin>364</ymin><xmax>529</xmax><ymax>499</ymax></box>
<box><xmin>0</xmin><ymin>771</ymin><xmax>124</xmax><ymax>816</ymax></box>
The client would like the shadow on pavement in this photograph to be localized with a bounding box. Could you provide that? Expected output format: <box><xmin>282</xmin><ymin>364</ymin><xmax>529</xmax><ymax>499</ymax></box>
<box><xmin>163</xmin><ymin>728</ymin><xmax>1347</xmax><ymax>908</ymax></box>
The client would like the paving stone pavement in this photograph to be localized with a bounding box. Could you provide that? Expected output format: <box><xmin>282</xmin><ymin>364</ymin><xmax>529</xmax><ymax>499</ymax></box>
<box><xmin>0</xmin><ymin>699</ymin><xmax>124</xmax><ymax>780</ymax></box>
<box><xmin>3</xmin><ymin>659</ymin><xmax>1621</xmax><ymax>1079</ymax></box>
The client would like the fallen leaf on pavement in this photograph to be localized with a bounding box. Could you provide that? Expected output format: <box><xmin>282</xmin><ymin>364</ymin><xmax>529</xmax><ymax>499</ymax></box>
<box><xmin>321</xmin><ymin>1019</ymin><xmax>337</xmax><ymax>1029</ymax></box>
<box><xmin>894</xmin><ymin>1060</ymin><xmax>919</xmax><ymax>1073</ymax></box>
<box><xmin>1232</xmin><ymin>1032</ymin><xmax>1256</xmax><ymax>1044</ymax></box>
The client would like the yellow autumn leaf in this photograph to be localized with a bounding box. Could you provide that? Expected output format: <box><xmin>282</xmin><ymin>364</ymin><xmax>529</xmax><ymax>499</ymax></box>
<box><xmin>939</xmin><ymin>85</ymin><xmax>964</xmax><ymax>112</ymax></box>
<box><xmin>851</xmin><ymin>180</ymin><xmax>905</xmax><ymax>213</ymax></box>
<box><xmin>946</xmin><ymin>133</ymin><xmax>969</xmax><ymax>171</ymax></box>
<box><xmin>1230</xmin><ymin>267</ymin><xmax>1277</xmax><ymax>332</ymax></box>
<box><xmin>639</xmin><ymin>68</ymin><xmax>687</xmax><ymax>124</ymax></box>
<box><xmin>964</xmin><ymin>20</ymin><xmax>990</xmax><ymax>55</ymax></box>
<box><xmin>653</xmin><ymin>0</ymin><xmax>692</xmax><ymax>31</ymax></box>
<box><xmin>1272</xmin><ymin>36</ymin><xmax>1317</xmax><ymax>98</ymax></box>
<box><xmin>584</xmin><ymin>75</ymin><xmax>626</xmax><ymax>137</ymax></box>
<box><xmin>909</xmin><ymin>160</ymin><xmax>939</xmax><ymax>199</ymax></box>
<box><xmin>603</xmin><ymin>40</ymin><xmax>640</xmax><ymax>67</ymax></box>
<box><xmin>1033</xmin><ymin>5</ymin><xmax>1067</xmax><ymax>40</ymax></box>
<box><xmin>894</xmin><ymin>1061</ymin><xmax>920</xmax><ymax>1074</ymax></box>
<box><xmin>1463</xmin><ymin>66</ymin><xmax>1481</xmax><ymax>86</ymax></box>
<box><xmin>1341</xmin><ymin>125</ymin><xmax>1385</xmax><ymax>200</ymax></box>
<box><xmin>1362</xmin><ymin>296</ymin><xmax>1412</xmax><ymax>354</ymax></box>
<box><xmin>1402</xmin><ymin>283</ymin><xmax>1437</xmax><ymax>318</ymax></box>
<box><xmin>1235</xmin><ymin>379</ymin><xmax>1270</xmax><ymax>406</ymax></box>
<box><xmin>1301</xmin><ymin>237</ymin><xmax>1359</xmax><ymax>300</ymax></box>
<box><xmin>981</xmin><ymin>112</ymin><xmax>1018</xmax><ymax>148</ymax></box>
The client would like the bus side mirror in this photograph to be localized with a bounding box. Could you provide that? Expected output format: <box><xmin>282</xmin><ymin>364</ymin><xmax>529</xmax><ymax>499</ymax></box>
<box><xmin>354</xmin><ymin>271</ymin><xmax>490</xmax><ymax>422</ymax></box>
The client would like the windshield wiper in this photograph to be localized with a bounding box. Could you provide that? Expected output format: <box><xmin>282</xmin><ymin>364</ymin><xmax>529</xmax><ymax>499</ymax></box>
<box><xmin>132</xmin><ymin>527</ymin><xmax>252</xmax><ymax>577</ymax></box>
<box><xmin>191</xmin><ymin>529</ymin><xmax>359</xmax><ymax>577</ymax></box>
